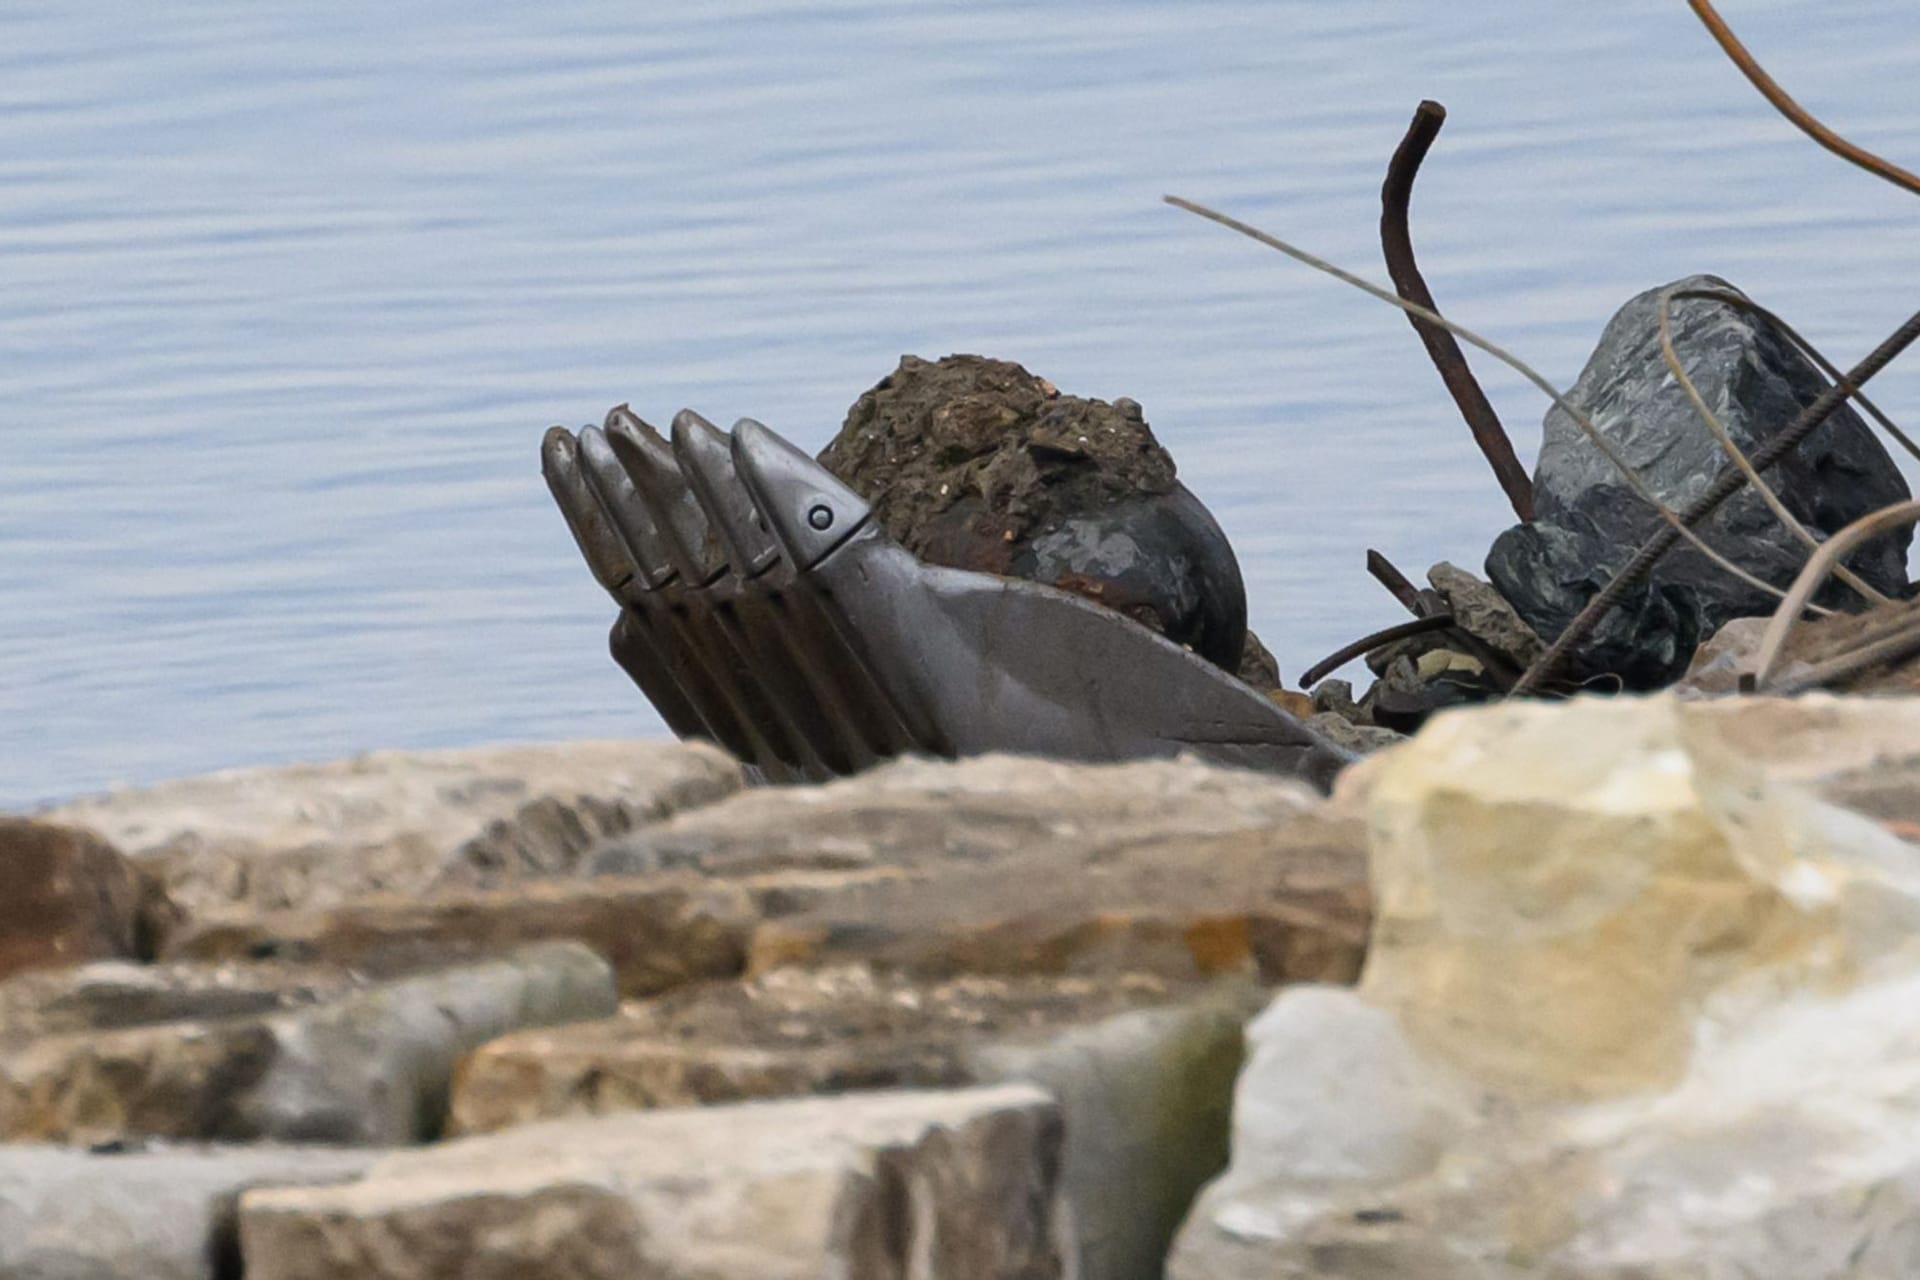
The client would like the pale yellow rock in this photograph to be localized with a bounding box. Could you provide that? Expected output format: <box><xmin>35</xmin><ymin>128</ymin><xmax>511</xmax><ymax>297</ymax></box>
<box><xmin>1356</xmin><ymin>694</ymin><xmax>1880</xmax><ymax>1098</ymax></box>
<box><xmin>1171</xmin><ymin>693</ymin><xmax>1920</xmax><ymax>1280</ymax></box>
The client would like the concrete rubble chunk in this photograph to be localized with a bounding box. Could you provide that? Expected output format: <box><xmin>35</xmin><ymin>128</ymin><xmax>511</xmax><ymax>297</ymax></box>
<box><xmin>0</xmin><ymin>942</ymin><xmax>616</xmax><ymax>1145</ymax></box>
<box><xmin>0</xmin><ymin>817</ymin><xmax>151</xmax><ymax>981</ymax></box>
<box><xmin>39</xmin><ymin>740</ymin><xmax>742</xmax><ymax>917</ymax></box>
<box><xmin>452</xmin><ymin>967</ymin><xmax>1254</xmax><ymax>1280</ymax></box>
<box><xmin>1485</xmin><ymin>275</ymin><xmax>1910</xmax><ymax>687</ymax></box>
<box><xmin>163</xmin><ymin>876</ymin><xmax>756</xmax><ymax>998</ymax></box>
<box><xmin>1172</xmin><ymin>692</ymin><xmax>1920</xmax><ymax>1279</ymax></box>
<box><xmin>239</xmin><ymin>1084</ymin><xmax>1070</xmax><ymax>1280</ymax></box>
<box><xmin>0</xmin><ymin>1142</ymin><xmax>373</xmax><ymax>1280</ymax></box>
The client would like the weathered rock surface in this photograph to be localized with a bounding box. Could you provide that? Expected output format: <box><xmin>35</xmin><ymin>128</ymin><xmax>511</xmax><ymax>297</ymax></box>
<box><xmin>744</xmin><ymin>852</ymin><xmax>1362</xmax><ymax>986</ymax></box>
<box><xmin>1306</xmin><ymin>710</ymin><xmax>1405</xmax><ymax>754</ymax></box>
<box><xmin>593</xmin><ymin>754</ymin><xmax>1370</xmax><ymax>985</ymax></box>
<box><xmin>1173</xmin><ymin>693</ymin><xmax>1920</xmax><ymax>1279</ymax></box>
<box><xmin>821</xmin><ymin>353</ymin><xmax>1249</xmax><ymax>671</ymax></box>
<box><xmin>40</xmin><ymin>740</ymin><xmax>742</xmax><ymax>918</ymax></box>
<box><xmin>165</xmin><ymin>876</ymin><xmax>758</xmax><ymax>997</ymax></box>
<box><xmin>239</xmin><ymin>1084</ymin><xmax>1069</xmax><ymax>1280</ymax></box>
<box><xmin>1427</xmin><ymin>561</ymin><xmax>1544</xmax><ymax>670</ymax></box>
<box><xmin>158</xmin><ymin>755</ymin><xmax>1365</xmax><ymax>1002</ymax></box>
<box><xmin>448</xmin><ymin>967</ymin><xmax>1186</xmax><ymax>1129</ymax></box>
<box><xmin>970</xmin><ymin>992</ymin><xmax>1249</xmax><ymax>1280</ymax></box>
<box><xmin>586</xmin><ymin>752</ymin><xmax>1325</xmax><ymax>876</ymax></box>
<box><xmin>0</xmin><ymin>942</ymin><xmax>615</xmax><ymax>1145</ymax></box>
<box><xmin>0</xmin><ymin>1142</ymin><xmax>373</xmax><ymax>1280</ymax></box>
<box><xmin>1676</xmin><ymin>693</ymin><xmax>1920</xmax><ymax>832</ymax></box>
<box><xmin>453</xmin><ymin>967</ymin><xmax>1252</xmax><ymax>1280</ymax></box>
<box><xmin>0</xmin><ymin>818</ymin><xmax>152</xmax><ymax>980</ymax></box>
<box><xmin>1674</xmin><ymin>613</ymin><xmax>1772</xmax><ymax>694</ymax></box>
<box><xmin>1486</xmin><ymin>276</ymin><xmax>1910</xmax><ymax>687</ymax></box>
<box><xmin>1682</xmin><ymin>597</ymin><xmax>1920</xmax><ymax>700</ymax></box>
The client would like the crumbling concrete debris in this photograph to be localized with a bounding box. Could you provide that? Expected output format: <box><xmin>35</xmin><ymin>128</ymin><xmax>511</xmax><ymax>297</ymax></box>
<box><xmin>1486</xmin><ymin>275</ymin><xmax>1910</xmax><ymax>688</ymax></box>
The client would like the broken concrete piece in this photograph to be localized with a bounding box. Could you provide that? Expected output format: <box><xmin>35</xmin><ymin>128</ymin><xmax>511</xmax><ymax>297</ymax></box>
<box><xmin>0</xmin><ymin>818</ymin><xmax>149</xmax><ymax>980</ymax></box>
<box><xmin>239</xmin><ymin>1085</ymin><xmax>1069</xmax><ymax>1280</ymax></box>
<box><xmin>40</xmin><ymin>740</ymin><xmax>742</xmax><ymax>917</ymax></box>
<box><xmin>0</xmin><ymin>1142</ymin><xmax>373</xmax><ymax>1280</ymax></box>
<box><xmin>0</xmin><ymin>942</ymin><xmax>615</xmax><ymax>1145</ymax></box>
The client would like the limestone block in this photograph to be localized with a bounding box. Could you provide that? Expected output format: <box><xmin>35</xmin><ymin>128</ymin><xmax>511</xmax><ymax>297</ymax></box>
<box><xmin>1359</xmin><ymin>693</ymin><xmax>1918</xmax><ymax>1099</ymax></box>
<box><xmin>0</xmin><ymin>942</ymin><xmax>615</xmax><ymax>1145</ymax></box>
<box><xmin>588</xmin><ymin>752</ymin><xmax>1333</xmax><ymax>880</ymax></box>
<box><xmin>658</xmin><ymin>756</ymin><xmax>1370</xmax><ymax>987</ymax></box>
<box><xmin>1170</xmin><ymin>693</ymin><xmax>1920</xmax><ymax>1279</ymax></box>
<box><xmin>0</xmin><ymin>1142</ymin><xmax>372</xmax><ymax>1280</ymax></box>
<box><xmin>0</xmin><ymin>818</ymin><xmax>148</xmax><ymax>980</ymax></box>
<box><xmin>745</xmin><ymin>846</ymin><xmax>1366</xmax><ymax>987</ymax></box>
<box><xmin>41</xmin><ymin>740</ymin><xmax>742</xmax><ymax>917</ymax></box>
<box><xmin>449</xmin><ymin>967</ymin><xmax>1193</xmax><ymax>1130</ymax></box>
<box><xmin>164</xmin><ymin>876</ymin><xmax>755</xmax><ymax>997</ymax></box>
<box><xmin>239</xmin><ymin>1085</ymin><xmax>1068</xmax><ymax>1280</ymax></box>
<box><xmin>452</xmin><ymin>968</ymin><xmax>1249</xmax><ymax>1280</ymax></box>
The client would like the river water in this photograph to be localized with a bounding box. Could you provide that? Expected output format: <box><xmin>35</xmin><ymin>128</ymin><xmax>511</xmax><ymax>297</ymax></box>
<box><xmin>4</xmin><ymin>0</ymin><xmax>1917</xmax><ymax>806</ymax></box>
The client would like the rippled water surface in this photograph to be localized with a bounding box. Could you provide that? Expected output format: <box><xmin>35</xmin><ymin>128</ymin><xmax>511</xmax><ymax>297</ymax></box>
<box><xmin>5</xmin><ymin>1</ymin><xmax>1918</xmax><ymax>805</ymax></box>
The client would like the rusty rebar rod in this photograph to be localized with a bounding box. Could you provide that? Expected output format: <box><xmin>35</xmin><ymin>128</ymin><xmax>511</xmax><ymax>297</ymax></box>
<box><xmin>1366</xmin><ymin>548</ymin><xmax>1424</xmax><ymax>613</ymax></box>
<box><xmin>1381</xmin><ymin>100</ymin><xmax>1534</xmax><ymax>522</ymax></box>
<box><xmin>1358</xmin><ymin>548</ymin><xmax>1524</xmax><ymax>692</ymax></box>
<box><xmin>1298</xmin><ymin>613</ymin><xmax>1456</xmax><ymax>690</ymax></box>
<box><xmin>1512</xmin><ymin>307</ymin><xmax>1920</xmax><ymax>696</ymax></box>
<box><xmin>1689</xmin><ymin>0</ymin><xmax>1920</xmax><ymax>198</ymax></box>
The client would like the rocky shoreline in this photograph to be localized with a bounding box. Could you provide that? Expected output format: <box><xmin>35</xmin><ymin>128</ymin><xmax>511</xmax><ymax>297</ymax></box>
<box><xmin>6</xmin><ymin>693</ymin><xmax>1920</xmax><ymax>1277</ymax></box>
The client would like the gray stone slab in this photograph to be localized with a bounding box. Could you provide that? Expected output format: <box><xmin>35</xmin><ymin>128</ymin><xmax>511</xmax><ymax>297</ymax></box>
<box><xmin>0</xmin><ymin>1142</ymin><xmax>372</xmax><ymax>1280</ymax></box>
